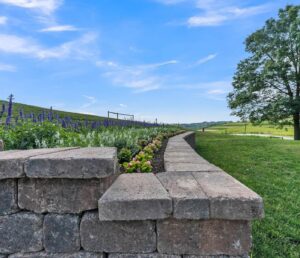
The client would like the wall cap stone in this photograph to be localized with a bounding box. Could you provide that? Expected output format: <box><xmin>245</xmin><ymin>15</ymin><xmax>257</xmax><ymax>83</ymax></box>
<box><xmin>98</xmin><ymin>173</ymin><xmax>172</xmax><ymax>221</ymax></box>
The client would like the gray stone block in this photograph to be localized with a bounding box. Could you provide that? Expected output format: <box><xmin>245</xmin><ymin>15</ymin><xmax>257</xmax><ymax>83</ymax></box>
<box><xmin>25</xmin><ymin>147</ymin><xmax>118</xmax><ymax>179</ymax></box>
<box><xmin>81</xmin><ymin>211</ymin><xmax>156</xmax><ymax>253</ymax></box>
<box><xmin>98</xmin><ymin>173</ymin><xmax>172</xmax><ymax>221</ymax></box>
<box><xmin>157</xmin><ymin>219</ymin><xmax>251</xmax><ymax>256</ymax></box>
<box><xmin>0</xmin><ymin>179</ymin><xmax>18</xmax><ymax>215</ymax></box>
<box><xmin>157</xmin><ymin>172</ymin><xmax>209</xmax><ymax>219</ymax></box>
<box><xmin>0</xmin><ymin>212</ymin><xmax>43</xmax><ymax>254</ymax></box>
<box><xmin>18</xmin><ymin>178</ymin><xmax>104</xmax><ymax>213</ymax></box>
<box><xmin>109</xmin><ymin>254</ymin><xmax>181</xmax><ymax>258</ymax></box>
<box><xmin>192</xmin><ymin>172</ymin><xmax>264</xmax><ymax>220</ymax></box>
<box><xmin>0</xmin><ymin>148</ymin><xmax>77</xmax><ymax>179</ymax></box>
<box><xmin>164</xmin><ymin>162</ymin><xmax>222</xmax><ymax>172</ymax></box>
<box><xmin>44</xmin><ymin>214</ymin><xmax>80</xmax><ymax>252</ymax></box>
<box><xmin>9</xmin><ymin>252</ymin><xmax>104</xmax><ymax>258</ymax></box>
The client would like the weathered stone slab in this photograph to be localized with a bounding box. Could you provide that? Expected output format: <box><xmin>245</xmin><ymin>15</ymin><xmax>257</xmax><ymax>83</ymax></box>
<box><xmin>25</xmin><ymin>147</ymin><xmax>118</xmax><ymax>179</ymax></box>
<box><xmin>18</xmin><ymin>178</ymin><xmax>104</xmax><ymax>213</ymax></box>
<box><xmin>157</xmin><ymin>219</ymin><xmax>251</xmax><ymax>256</ymax></box>
<box><xmin>165</xmin><ymin>162</ymin><xmax>222</xmax><ymax>172</ymax></box>
<box><xmin>192</xmin><ymin>172</ymin><xmax>264</xmax><ymax>220</ymax></box>
<box><xmin>44</xmin><ymin>214</ymin><xmax>80</xmax><ymax>252</ymax></box>
<box><xmin>164</xmin><ymin>155</ymin><xmax>209</xmax><ymax>164</ymax></box>
<box><xmin>9</xmin><ymin>252</ymin><xmax>104</xmax><ymax>258</ymax></box>
<box><xmin>0</xmin><ymin>212</ymin><xmax>43</xmax><ymax>254</ymax></box>
<box><xmin>0</xmin><ymin>148</ymin><xmax>77</xmax><ymax>179</ymax></box>
<box><xmin>109</xmin><ymin>254</ymin><xmax>181</xmax><ymax>258</ymax></box>
<box><xmin>157</xmin><ymin>172</ymin><xmax>209</xmax><ymax>219</ymax></box>
<box><xmin>81</xmin><ymin>211</ymin><xmax>156</xmax><ymax>253</ymax></box>
<box><xmin>0</xmin><ymin>179</ymin><xmax>18</xmax><ymax>215</ymax></box>
<box><xmin>98</xmin><ymin>173</ymin><xmax>172</xmax><ymax>221</ymax></box>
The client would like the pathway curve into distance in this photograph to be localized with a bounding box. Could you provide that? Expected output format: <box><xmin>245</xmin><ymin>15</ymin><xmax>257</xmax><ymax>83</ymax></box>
<box><xmin>231</xmin><ymin>133</ymin><xmax>293</xmax><ymax>140</ymax></box>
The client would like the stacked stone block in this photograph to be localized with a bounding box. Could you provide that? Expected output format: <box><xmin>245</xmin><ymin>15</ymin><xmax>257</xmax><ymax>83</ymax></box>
<box><xmin>0</xmin><ymin>147</ymin><xmax>119</xmax><ymax>258</ymax></box>
<box><xmin>0</xmin><ymin>133</ymin><xmax>264</xmax><ymax>258</ymax></box>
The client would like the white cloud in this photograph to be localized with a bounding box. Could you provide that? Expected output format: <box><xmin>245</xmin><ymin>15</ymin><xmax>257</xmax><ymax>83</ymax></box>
<box><xmin>0</xmin><ymin>62</ymin><xmax>16</xmax><ymax>72</ymax></box>
<box><xmin>96</xmin><ymin>59</ymin><xmax>178</xmax><ymax>93</ymax></box>
<box><xmin>207</xmin><ymin>89</ymin><xmax>226</xmax><ymax>95</ymax></box>
<box><xmin>0</xmin><ymin>0</ymin><xmax>62</xmax><ymax>14</ymax></box>
<box><xmin>0</xmin><ymin>33</ymin><xmax>98</xmax><ymax>60</ymax></box>
<box><xmin>40</xmin><ymin>25</ymin><xmax>79</xmax><ymax>32</ymax></box>
<box><xmin>196</xmin><ymin>53</ymin><xmax>217</xmax><ymax>65</ymax></box>
<box><xmin>119</xmin><ymin>103</ymin><xmax>127</xmax><ymax>108</ymax></box>
<box><xmin>188</xmin><ymin>2</ymin><xmax>271</xmax><ymax>27</ymax></box>
<box><xmin>81</xmin><ymin>95</ymin><xmax>97</xmax><ymax>109</ymax></box>
<box><xmin>0</xmin><ymin>16</ymin><xmax>7</xmax><ymax>25</ymax></box>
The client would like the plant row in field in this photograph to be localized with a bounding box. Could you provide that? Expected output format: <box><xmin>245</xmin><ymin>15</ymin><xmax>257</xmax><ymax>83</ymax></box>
<box><xmin>0</xmin><ymin>95</ymin><xmax>161</xmax><ymax>129</ymax></box>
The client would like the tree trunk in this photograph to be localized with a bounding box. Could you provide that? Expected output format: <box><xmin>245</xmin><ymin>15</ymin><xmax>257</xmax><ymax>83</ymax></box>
<box><xmin>293</xmin><ymin>113</ymin><xmax>300</xmax><ymax>140</ymax></box>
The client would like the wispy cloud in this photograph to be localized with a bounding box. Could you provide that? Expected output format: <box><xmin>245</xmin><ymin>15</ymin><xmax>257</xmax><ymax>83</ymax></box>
<box><xmin>40</xmin><ymin>25</ymin><xmax>79</xmax><ymax>32</ymax></box>
<box><xmin>207</xmin><ymin>89</ymin><xmax>226</xmax><ymax>95</ymax></box>
<box><xmin>0</xmin><ymin>32</ymin><xmax>98</xmax><ymax>60</ymax></box>
<box><xmin>156</xmin><ymin>0</ymin><xmax>273</xmax><ymax>27</ymax></box>
<box><xmin>96</xmin><ymin>59</ymin><xmax>178</xmax><ymax>93</ymax></box>
<box><xmin>81</xmin><ymin>95</ymin><xmax>97</xmax><ymax>109</ymax></box>
<box><xmin>188</xmin><ymin>2</ymin><xmax>272</xmax><ymax>27</ymax></box>
<box><xmin>0</xmin><ymin>16</ymin><xmax>7</xmax><ymax>25</ymax></box>
<box><xmin>0</xmin><ymin>0</ymin><xmax>62</xmax><ymax>14</ymax></box>
<box><xmin>119</xmin><ymin>103</ymin><xmax>127</xmax><ymax>108</ymax></box>
<box><xmin>0</xmin><ymin>62</ymin><xmax>16</xmax><ymax>72</ymax></box>
<box><xmin>195</xmin><ymin>53</ymin><xmax>217</xmax><ymax>65</ymax></box>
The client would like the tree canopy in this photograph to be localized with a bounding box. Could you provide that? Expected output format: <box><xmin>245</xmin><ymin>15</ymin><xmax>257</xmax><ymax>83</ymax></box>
<box><xmin>228</xmin><ymin>5</ymin><xmax>300</xmax><ymax>140</ymax></box>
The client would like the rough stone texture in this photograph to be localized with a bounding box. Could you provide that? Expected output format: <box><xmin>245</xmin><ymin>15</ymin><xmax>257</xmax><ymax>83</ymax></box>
<box><xmin>0</xmin><ymin>148</ymin><xmax>77</xmax><ymax>179</ymax></box>
<box><xmin>0</xmin><ymin>255</ymin><xmax>7</xmax><ymax>258</ymax></box>
<box><xmin>183</xmin><ymin>254</ymin><xmax>250</xmax><ymax>258</ymax></box>
<box><xmin>98</xmin><ymin>173</ymin><xmax>172</xmax><ymax>221</ymax></box>
<box><xmin>44</xmin><ymin>214</ymin><xmax>80</xmax><ymax>252</ymax></box>
<box><xmin>9</xmin><ymin>252</ymin><xmax>104</xmax><ymax>258</ymax></box>
<box><xmin>0</xmin><ymin>212</ymin><xmax>43</xmax><ymax>254</ymax></box>
<box><xmin>81</xmin><ymin>211</ymin><xmax>156</xmax><ymax>253</ymax></box>
<box><xmin>0</xmin><ymin>140</ymin><xmax>4</xmax><ymax>151</ymax></box>
<box><xmin>109</xmin><ymin>254</ymin><xmax>181</xmax><ymax>258</ymax></box>
<box><xmin>0</xmin><ymin>179</ymin><xmax>18</xmax><ymax>215</ymax></box>
<box><xmin>157</xmin><ymin>219</ymin><xmax>251</xmax><ymax>256</ymax></box>
<box><xmin>165</xmin><ymin>162</ymin><xmax>222</xmax><ymax>172</ymax></box>
<box><xmin>157</xmin><ymin>172</ymin><xmax>209</xmax><ymax>219</ymax></box>
<box><xmin>192</xmin><ymin>172</ymin><xmax>264</xmax><ymax>220</ymax></box>
<box><xmin>18</xmin><ymin>178</ymin><xmax>104</xmax><ymax>213</ymax></box>
<box><xmin>25</xmin><ymin>147</ymin><xmax>118</xmax><ymax>179</ymax></box>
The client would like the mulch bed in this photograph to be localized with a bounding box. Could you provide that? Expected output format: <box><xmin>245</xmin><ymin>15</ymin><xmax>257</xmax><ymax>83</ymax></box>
<box><xmin>151</xmin><ymin>138</ymin><xmax>168</xmax><ymax>174</ymax></box>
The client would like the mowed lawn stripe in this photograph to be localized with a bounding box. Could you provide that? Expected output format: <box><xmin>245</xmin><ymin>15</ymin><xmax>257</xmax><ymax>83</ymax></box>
<box><xmin>195</xmin><ymin>132</ymin><xmax>300</xmax><ymax>258</ymax></box>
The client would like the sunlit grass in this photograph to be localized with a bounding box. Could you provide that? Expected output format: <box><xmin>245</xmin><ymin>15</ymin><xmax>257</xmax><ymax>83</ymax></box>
<box><xmin>196</xmin><ymin>132</ymin><xmax>300</xmax><ymax>258</ymax></box>
<box><xmin>208</xmin><ymin>122</ymin><xmax>294</xmax><ymax>137</ymax></box>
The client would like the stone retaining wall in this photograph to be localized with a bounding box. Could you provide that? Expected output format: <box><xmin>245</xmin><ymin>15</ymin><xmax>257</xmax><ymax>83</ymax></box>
<box><xmin>0</xmin><ymin>133</ymin><xmax>264</xmax><ymax>258</ymax></box>
<box><xmin>0</xmin><ymin>147</ymin><xmax>119</xmax><ymax>258</ymax></box>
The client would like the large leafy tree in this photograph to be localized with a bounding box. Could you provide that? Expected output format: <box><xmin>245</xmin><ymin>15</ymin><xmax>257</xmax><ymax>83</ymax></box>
<box><xmin>228</xmin><ymin>5</ymin><xmax>300</xmax><ymax>140</ymax></box>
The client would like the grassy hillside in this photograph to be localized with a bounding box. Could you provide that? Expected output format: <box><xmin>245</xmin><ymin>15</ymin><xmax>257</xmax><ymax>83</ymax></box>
<box><xmin>207</xmin><ymin>122</ymin><xmax>294</xmax><ymax>137</ymax></box>
<box><xmin>181</xmin><ymin>121</ymin><xmax>230</xmax><ymax>130</ymax></box>
<box><xmin>0</xmin><ymin>100</ymin><xmax>108</xmax><ymax>122</ymax></box>
<box><xmin>196</xmin><ymin>132</ymin><xmax>300</xmax><ymax>258</ymax></box>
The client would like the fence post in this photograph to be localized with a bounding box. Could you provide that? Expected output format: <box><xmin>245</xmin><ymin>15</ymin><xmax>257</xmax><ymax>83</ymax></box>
<box><xmin>0</xmin><ymin>139</ymin><xmax>4</xmax><ymax>151</ymax></box>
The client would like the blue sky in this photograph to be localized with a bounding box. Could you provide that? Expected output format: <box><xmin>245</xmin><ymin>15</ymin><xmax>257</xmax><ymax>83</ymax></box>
<box><xmin>0</xmin><ymin>0</ymin><xmax>299</xmax><ymax>123</ymax></box>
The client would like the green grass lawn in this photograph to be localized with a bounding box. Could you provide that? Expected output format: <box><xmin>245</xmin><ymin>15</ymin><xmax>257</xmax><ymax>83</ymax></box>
<box><xmin>196</xmin><ymin>132</ymin><xmax>300</xmax><ymax>258</ymax></box>
<box><xmin>208</xmin><ymin>122</ymin><xmax>294</xmax><ymax>137</ymax></box>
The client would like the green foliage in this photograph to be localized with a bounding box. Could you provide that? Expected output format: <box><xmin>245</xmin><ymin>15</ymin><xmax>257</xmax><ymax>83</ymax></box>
<box><xmin>196</xmin><ymin>132</ymin><xmax>300</xmax><ymax>258</ymax></box>
<box><xmin>123</xmin><ymin>135</ymin><xmax>169</xmax><ymax>173</ymax></box>
<box><xmin>228</xmin><ymin>5</ymin><xmax>300</xmax><ymax>139</ymax></box>
<box><xmin>118</xmin><ymin>148</ymin><xmax>133</xmax><ymax>163</ymax></box>
<box><xmin>0</xmin><ymin>121</ymin><xmax>179</xmax><ymax>163</ymax></box>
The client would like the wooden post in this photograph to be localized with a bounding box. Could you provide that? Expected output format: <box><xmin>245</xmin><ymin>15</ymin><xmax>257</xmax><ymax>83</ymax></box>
<box><xmin>0</xmin><ymin>139</ymin><xmax>4</xmax><ymax>151</ymax></box>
